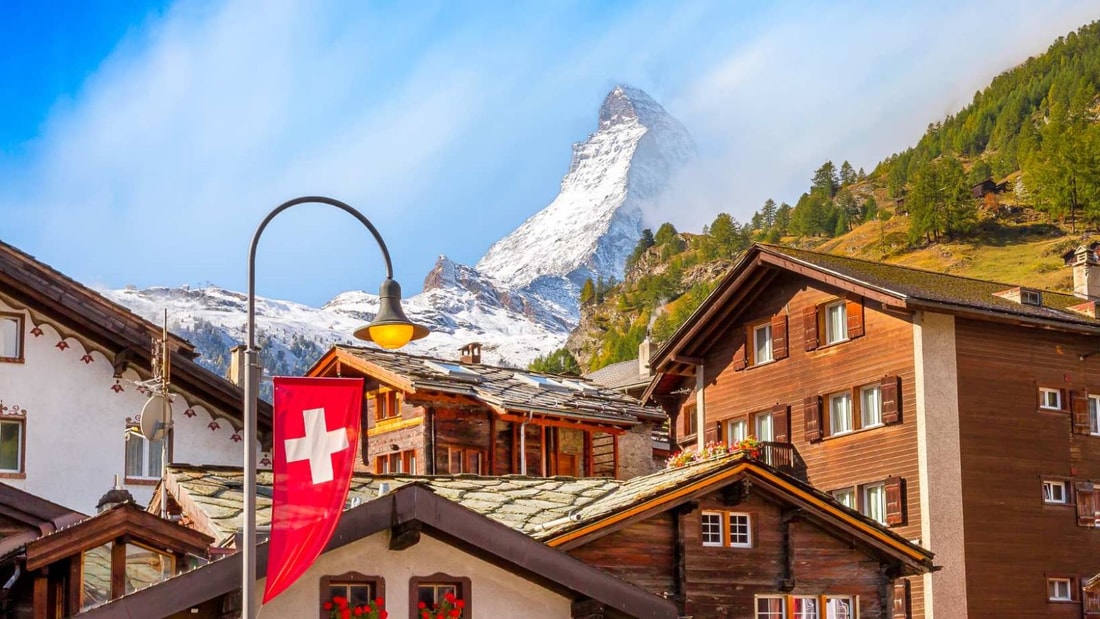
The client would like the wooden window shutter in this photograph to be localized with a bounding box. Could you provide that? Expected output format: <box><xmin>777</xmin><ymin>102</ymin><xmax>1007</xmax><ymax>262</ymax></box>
<box><xmin>771</xmin><ymin>313</ymin><xmax>789</xmax><ymax>360</ymax></box>
<box><xmin>772</xmin><ymin>404</ymin><xmax>789</xmax><ymax>443</ymax></box>
<box><xmin>846</xmin><ymin>299</ymin><xmax>865</xmax><ymax>339</ymax></box>
<box><xmin>1076</xmin><ymin>481</ymin><xmax>1097</xmax><ymax>527</ymax></box>
<box><xmin>803</xmin><ymin>396</ymin><xmax>823</xmax><ymax>443</ymax></box>
<box><xmin>885</xmin><ymin>476</ymin><xmax>905</xmax><ymax>526</ymax></box>
<box><xmin>802</xmin><ymin>305</ymin><xmax>819</xmax><ymax>351</ymax></box>
<box><xmin>881</xmin><ymin>375</ymin><xmax>902</xmax><ymax>425</ymax></box>
<box><xmin>1072</xmin><ymin>391</ymin><xmax>1091</xmax><ymax>435</ymax></box>
<box><xmin>732</xmin><ymin>328</ymin><xmax>748</xmax><ymax>371</ymax></box>
<box><xmin>704</xmin><ymin>422</ymin><xmax>719</xmax><ymax>446</ymax></box>
<box><xmin>891</xmin><ymin>579</ymin><xmax>911</xmax><ymax>619</ymax></box>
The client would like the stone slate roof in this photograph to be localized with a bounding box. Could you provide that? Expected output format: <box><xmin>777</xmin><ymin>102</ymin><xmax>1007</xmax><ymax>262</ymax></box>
<box><xmin>334</xmin><ymin>345</ymin><xmax>664</xmax><ymax>425</ymax></box>
<box><xmin>767</xmin><ymin>244</ymin><xmax>1100</xmax><ymax>330</ymax></box>
<box><xmin>166</xmin><ymin>454</ymin><xmax>932</xmax><ymax>567</ymax></box>
<box><xmin>585</xmin><ymin>359</ymin><xmax>647</xmax><ymax>390</ymax></box>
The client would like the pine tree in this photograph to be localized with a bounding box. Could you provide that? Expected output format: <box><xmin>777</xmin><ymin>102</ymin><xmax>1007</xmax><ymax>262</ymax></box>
<box><xmin>760</xmin><ymin>199</ymin><xmax>777</xmax><ymax>228</ymax></box>
<box><xmin>579</xmin><ymin>278</ymin><xmax>596</xmax><ymax>305</ymax></box>
<box><xmin>840</xmin><ymin>160</ymin><xmax>857</xmax><ymax>186</ymax></box>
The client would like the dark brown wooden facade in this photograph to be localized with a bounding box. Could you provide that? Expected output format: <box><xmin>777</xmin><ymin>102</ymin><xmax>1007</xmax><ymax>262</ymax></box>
<box><xmin>309</xmin><ymin>347</ymin><xmax>660</xmax><ymax>480</ymax></box>
<box><xmin>648</xmin><ymin>243</ymin><xmax>1100</xmax><ymax>618</ymax></box>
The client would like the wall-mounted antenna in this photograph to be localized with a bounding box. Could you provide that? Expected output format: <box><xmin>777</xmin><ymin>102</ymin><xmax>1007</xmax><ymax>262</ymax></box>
<box><xmin>135</xmin><ymin>310</ymin><xmax>174</xmax><ymax>518</ymax></box>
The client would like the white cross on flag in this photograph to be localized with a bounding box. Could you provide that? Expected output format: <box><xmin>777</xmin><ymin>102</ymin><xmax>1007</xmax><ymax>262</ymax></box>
<box><xmin>263</xmin><ymin>376</ymin><xmax>363</xmax><ymax>604</ymax></box>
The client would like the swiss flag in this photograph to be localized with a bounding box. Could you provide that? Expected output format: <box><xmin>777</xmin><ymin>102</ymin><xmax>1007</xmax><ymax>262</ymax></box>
<box><xmin>263</xmin><ymin>376</ymin><xmax>364</xmax><ymax>603</ymax></box>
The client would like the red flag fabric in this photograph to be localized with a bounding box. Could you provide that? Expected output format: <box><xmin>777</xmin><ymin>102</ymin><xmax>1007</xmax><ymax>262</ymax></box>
<box><xmin>263</xmin><ymin>376</ymin><xmax>363</xmax><ymax>603</ymax></box>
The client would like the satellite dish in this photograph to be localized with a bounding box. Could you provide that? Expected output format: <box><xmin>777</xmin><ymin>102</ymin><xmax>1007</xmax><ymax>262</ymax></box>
<box><xmin>140</xmin><ymin>393</ymin><xmax>172</xmax><ymax>442</ymax></box>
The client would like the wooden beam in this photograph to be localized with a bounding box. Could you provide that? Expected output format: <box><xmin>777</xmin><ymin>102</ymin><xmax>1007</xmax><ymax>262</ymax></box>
<box><xmin>68</xmin><ymin>557</ymin><xmax>82</xmax><ymax>616</ymax></box>
<box><xmin>487</xmin><ymin>411</ymin><xmax>496</xmax><ymax>475</ymax></box>
<box><xmin>584</xmin><ymin>431</ymin><xmax>593</xmax><ymax>478</ymax></box>
<box><xmin>669</xmin><ymin>355</ymin><xmax>704</xmax><ymax>366</ymax></box>
<box><xmin>511</xmin><ymin>423</ymin><xmax>519</xmax><ymax>474</ymax></box>
<box><xmin>389</xmin><ymin>521</ymin><xmax>421</xmax><ymax>551</ymax></box>
<box><xmin>496</xmin><ymin>413</ymin><xmax>627</xmax><ymax>434</ymax></box>
<box><xmin>612</xmin><ymin>434</ymin><xmax>619</xmax><ymax>479</ymax></box>
<box><xmin>111</xmin><ymin>539</ymin><xmax>126</xmax><ymax>599</ymax></box>
<box><xmin>540</xmin><ymin>425</ymin><xmax>547</xmax><ymax>476</ymax></box>
<box><xmin>33</xmin><ymin>572</ymin><xmax>47</xmax><ymax>619</ymax></box>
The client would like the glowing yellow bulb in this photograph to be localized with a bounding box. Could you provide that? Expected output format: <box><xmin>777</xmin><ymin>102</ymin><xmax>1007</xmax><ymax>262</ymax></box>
<box><xmin>368</xmin><ymin>323</ymin><xmax>414</xmax><ymax>349</ymax></box>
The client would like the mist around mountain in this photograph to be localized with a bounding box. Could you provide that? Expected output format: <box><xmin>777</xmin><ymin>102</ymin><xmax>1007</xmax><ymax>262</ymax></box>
<box><xmin>105</xmin><ymin>85</ymin><xmax>695</xmax><ymax>380</ymax></box>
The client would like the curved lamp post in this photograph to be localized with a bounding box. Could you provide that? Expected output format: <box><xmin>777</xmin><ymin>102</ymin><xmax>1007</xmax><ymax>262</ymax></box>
<box><xmin>242</xmin><ymin>196</ymin><xmax>428</xmax><ymax>619</ymax></box>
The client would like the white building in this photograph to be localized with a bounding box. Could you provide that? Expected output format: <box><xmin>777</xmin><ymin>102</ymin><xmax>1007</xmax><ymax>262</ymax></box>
<box><xmin>0</xmin><ymin>239</ymin><xmax>269</xmax><ymax>513</ymax></box>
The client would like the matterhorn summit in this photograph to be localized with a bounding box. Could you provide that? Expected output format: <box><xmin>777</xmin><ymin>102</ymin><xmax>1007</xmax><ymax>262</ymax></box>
<box><xmin>105</xmin><ymin>86</ymin><xmax>694</xmax><ymax>374</ymax></box>
<box><xmin>475</xmin><ymin>85</ymin><xmax>695</xmax><ymax>311</ymax></box>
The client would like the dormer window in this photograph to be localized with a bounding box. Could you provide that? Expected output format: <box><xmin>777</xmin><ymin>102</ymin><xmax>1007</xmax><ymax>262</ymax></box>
<box><xmin>993</xmin><ymin>286</ymin><xmax>1043</xmax><ymax>307</ymax></box>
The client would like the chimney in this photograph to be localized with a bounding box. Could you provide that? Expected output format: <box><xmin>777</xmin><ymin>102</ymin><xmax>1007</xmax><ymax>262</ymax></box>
<box><xmin>460</xmin><ymin>342</ymin><xmax>482</xmax><ymax>365</ymax></box>
<box><xmin>95</xmin><ymin>475</ymin><xmax>135</xmax><ymax>512</ymax></box>
<box><xmin>1066</xmin><ymin>244</ymin><xmax>1100</xmax><ymax>301</ymax></box>
<box><xmin>227</xmin><ymin>345</ymin><xmax>246</xmax><ymax>386</ymax></box>
<box><xmin>638</xmin><ymin>337</ymin><xmax>653</xmax><ymax>377</ymax></box>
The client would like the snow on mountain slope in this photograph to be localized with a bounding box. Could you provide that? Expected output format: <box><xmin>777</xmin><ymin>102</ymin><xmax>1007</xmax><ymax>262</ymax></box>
<box><xmin>476</xmin><ymin>85</ymin><xmax>695</xmax><ymax>301</ymax></box>
<box><xmin>103</xmin><ymin>86</ymin><xmax>694</xmax><ymax>379</ymax></box>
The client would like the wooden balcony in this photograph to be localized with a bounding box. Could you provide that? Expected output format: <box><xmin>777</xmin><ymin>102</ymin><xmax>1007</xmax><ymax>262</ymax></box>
<box><xmin>752</xmin><ymin>441</ymin><xmax>808</xmax><ymax>481</ymax></box>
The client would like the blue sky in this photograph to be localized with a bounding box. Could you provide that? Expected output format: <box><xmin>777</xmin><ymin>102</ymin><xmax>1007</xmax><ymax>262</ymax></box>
<box><xmin>2</xmin><ymin>1</ymin><xmax>1098</xmax><ymax>305</ymax></box>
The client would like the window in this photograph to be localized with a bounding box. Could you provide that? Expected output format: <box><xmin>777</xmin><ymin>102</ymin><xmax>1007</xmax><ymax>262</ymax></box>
<box><xmin>833</xmin><ymin>488</ymin><xmax>856</xmax><ymax>510</ymax></box>
<box><xmin>447</xmin><ymin>447</ymin><xmax>485</xmax><ymax>475</ymax></box>
<box><xmin>0</xmin><ymin>418</ymin><xmax>24</xmax><ymax>474</ymax></box>
<box><xmin>828</xmin><ymin>392</ymin><xmax>853</xmax><ymax>435</ymax></box>
<box><xmin>82</xmin><ymin>542</ymin><xmax>113</xmax><ymax>609</ymax></box>
<box><xmin>1040</xmin><ymin>388</ymin><xmax>1063</xmax><ymax>411</ymax></box>
<box><xmin>727</xmin><ymin>419</ymin><xmax>748</xmax><ymax>443</ymax></box>
<box><xmin>753</xmin><ymin>323</ymin><xmax>773</xmax><ymax>365</ymax></box>
<box><xmin>684</xmin><ymin>404</ymin><xmax>698</xmax><ymax>437</ymax></box>
<box><xmin>410</xmin><ymin>574</ymin><xmax>469</xmax><ymax>618</ymax></box>
<box><xmin>1090</xmin><ymin>395</ymin><xmax>1100</xmax><ymax>435</ymax></box>
<box><xmin>1048</xmin><ymin>577</ymin><xmax>1073</xmax><ymax>602</ymax></box>
<box><xmin>701</xmin><ymin>511</ymin><xmax>724</xmax><ymax>546</ymax></box>
<box><xmin>824</xmin><ymin>301</ymin><xmax>848</xmax><ymax>345</ymax></box>
<box><xmin>124</xmin><ymin>542</ymin><xmax>174</xmax><ymax>595</ymax></box>
<box><xmin>375</xmin><ymin>450</ymin><xmax>416</xmax><ymax>474</ymax></box>
<box><xmin>699</xmin><ymin>511</ymin><xmax>752</xmax><ymax>548</ymax></box>
<box><xmin>825</xmin><ymin>597</ymin><xmax>854</xmax><ymax>619</ymax></box>
<box><xmin>321</xmin><ymin>572</ymin><xmax>384</xmax><ymax>618</ymax></box>
<box><xmin>755</xmin><ymin>412</ymin><xmax>774</xmax><ymax>442</ymax></box>
<box><xmin>373</xmin><ymin>390</ymin><xmax>401</xmax><ymax>421</ymax></box>
<box><xmin>0</xmin><ymin>313</ymin><xmax>23</xmax><ymax>362</ymax></box>
<box><xmin>860</xmin><ymin>385</ymin><xmax>882</xmax><ymax>428</ymax></box>
<box><xmin>756</xmin><ymin>596</ymin><xmax>786</xmax><ymax>618</ymax></box>
<box><xmin>728</xmin><ymin>513</ymin><xmax>752</xmax><ymax>548</ymax></box>
<box><xmin>864</xmin><ymin>483</ymin><xmax>886</xmax><ymax>524</ymax></box>
<box><xmin>125</xmin><ymin>430</ymin><xmax>164</xmax><ymax>481</ymax></box>
<box><xmin>1043</xmin><ymin>480</ymin><xmax>1068</xmax><ymax>504</ymax></box>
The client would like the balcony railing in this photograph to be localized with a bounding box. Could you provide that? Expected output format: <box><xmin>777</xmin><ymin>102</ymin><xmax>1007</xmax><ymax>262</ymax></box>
<box><xmin>752</xmin><ymin>441</ymin><xmax>808</xmax><ymax>481</ymax></box>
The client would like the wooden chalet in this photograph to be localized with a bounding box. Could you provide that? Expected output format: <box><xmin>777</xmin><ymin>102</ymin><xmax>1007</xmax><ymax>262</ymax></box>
<box><xmin>138</xmin><ymin>453</ymin><xmax>931</xmax><ymax>619</ymax></box>
<box><xmin>81</xmin><ymin>479</ymin><xmax>678</xmax><ymax>619</ymax></box>
<box><xmin>970</xmin><ymin>178</ymin><xmax>1008</xmax><ymax>200</ymax></box>
<box><xmin>308</xmin><ymin>344</ymin><xmax>665</xmax><ymax>480</ymax></box>
<box><xmin>646</xmin><ymin>242</ymin><xmax>1100</xmax><ymax>618</ymax></box>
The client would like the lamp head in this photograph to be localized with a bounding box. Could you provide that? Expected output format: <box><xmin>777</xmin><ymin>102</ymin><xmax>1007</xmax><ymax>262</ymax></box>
<box><xmin>354</xmin><ymin>278</ymin><xmax>429</xmax><ymax>349</ymax></box>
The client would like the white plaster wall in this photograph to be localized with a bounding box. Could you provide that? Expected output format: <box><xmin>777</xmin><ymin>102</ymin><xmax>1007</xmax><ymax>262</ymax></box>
<box><xmin>912</xmin><ymin>311</ymin><xmax>967</xmax><ymax>618</ymax></box>
<box><xmin>257</xmin><ymin>530</ymin><xmax>573</xmax><ymax>619</ymax></box>
<box><xmin>0</xmin><ymin>300</ymin><xmax>263</xmax><ymax>514</ymax></box>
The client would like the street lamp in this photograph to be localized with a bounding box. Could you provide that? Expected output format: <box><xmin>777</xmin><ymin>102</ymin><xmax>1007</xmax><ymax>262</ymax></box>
<box><xmin>241</xmin><ymin>196</ymin><xmax>427</xmax><ymax>619</ymax></box>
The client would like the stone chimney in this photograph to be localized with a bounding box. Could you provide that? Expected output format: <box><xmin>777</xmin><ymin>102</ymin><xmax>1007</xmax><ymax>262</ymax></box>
<box><xmin>460</xmin><ymin>342</ymin><xmax>482</xmax><ymax>365</ymax></box>
<box><xmin>638</xmin><ymin>337</ymin><xmax>653</xmax><ymax>377</ymax></box>
<box><xmin>1066</xmin><ymin>244</ymin><xmax>1100</xmax><ymax>301</ymax></box>
<box><xmin>227</xmin><ymin>345</ymin><xmax>246</xmax><ymax>386</ymax></box>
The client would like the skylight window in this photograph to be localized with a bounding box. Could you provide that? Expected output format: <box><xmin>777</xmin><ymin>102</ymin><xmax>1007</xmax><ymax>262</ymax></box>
<box><xmin>423</xmin><ymin>360</ymin><xmax>481</xmax><ymax>382</ymax></box>
<box><xmin>559</xmin><ymin>379</ymin><xmax>599</xmax><ymax>393</ymax></box>
<box><xmin>513</xmin><ymin>373</ymin><xmax>571</xmax><ymax>391</ymax></box>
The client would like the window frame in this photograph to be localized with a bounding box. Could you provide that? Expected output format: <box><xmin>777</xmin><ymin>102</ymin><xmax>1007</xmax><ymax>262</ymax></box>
<box><xmin>1090</xmin><ymin>394</ymin><xmax>1100</xmax><ymax>436</ymax></box>
<box><xmin>1039</xmin><ymin>387</ymin><xmax>1063</xmax><ymax>411</ymax></box>
<box><xmin>446</xmin><ymin>446</ymin><xmax>486</xmax><ymax>475</ymax></box>
<box><xmin>832</xmin><ymin>488</ymin><xmax>856</xmax><ymax>510</ymax></box>
<box><xmin>728</xmin><ymin>512</ymin><xmax>752</xmax><ymax>548</ymax></box>
<box><xmin>754</xmin><ymin>411</ymin><xmax>774</xmax><ymax>442</ymax></box>
<box><xmin>0</xmin><ymin>312</ymin><xmax>25</xmax><ymax>363</ymax></box>
<box><xmin>755</xmin><ymin>595</ymin><xmax>787</xmax><ymax>619</ymax></box>
<box><xmin>792</xmin><ymin>596</ymin><xmax>819</xmax><ymax>619</ymax></box>
<box><xmin>372</xmin><ymin>390</ymin><xmax>402</xmax><ymax>422</ymax></box>
<box><xmin>700</xmin><ymin>511</ymin><xmax>725</xmax><ymax>547</ymax></box>
<box><xmin>0</xmin><ymin>415</ymin><xmax>26</xmax><ymax>478</ymax></box>
<box><xmin>409</xmin><ymin>573</ymin><xmax>470</xmax><ymax>618</ymax></box>
<box><xmin>863</xmin><ymin>482</ymin><xmax>887</xmax><ymax>525</ymax></box>
<box><xmin>823</xmin><ymin>301</ymin><xmax>848</xmax><ymax>346</ymax></box>
<box><xmin>320</xmin><ymin>571</ymin><xmax>385</xmax><ymax>619</ymax></box>
<box><xmin>752</xmin><ymin>322</ymin><xmax>774</xmax><ymax>366</ymax></box>
<box><xmin>859</xmin><ymin>384</ymin><xmax>883</xmax><ymax>429</ymax></box>
<box><xmin>1043</xmin><ymin>479</ymin><xmax>1069</xmax><ymax>505</ymax></box>
<box><xmin>825</xmin><ymin>596</ymin><xmax>855</xmax><ymax>619</ymax></box>
<box><xmin>827</xmin><ymin>392</ymin><xmax>853</xmax><ymax>436</ymax></box>
<box><xmin>727</xmin><ymin>418</ymin><xmax>748</xmax><ymax>444</ymax></box>
<box><xmin>1047</xmin><ymin>576</ymin><xmax>1075</xmax><ymax>602</ymax></box>
<box><xmin>124</xmin><ymin>425</ymin><xmax>165</xmax><ymax>485</ymax></box>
